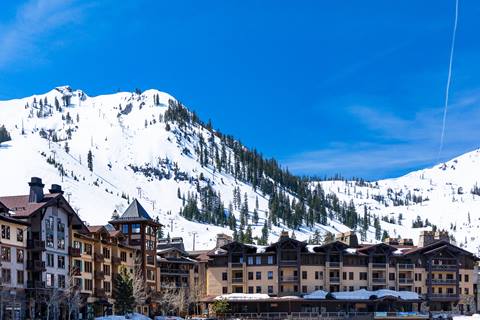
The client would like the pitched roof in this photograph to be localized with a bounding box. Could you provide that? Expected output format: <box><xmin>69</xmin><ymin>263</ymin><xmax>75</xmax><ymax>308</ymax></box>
<box><xmin>111</xmin><ymin>199</ymin><xmax>156</xmax><ymax>223</ymax></box>
<box><xmin>0</xmin><ymin>193</ymin><xmax>62</xmax><ymax>217</ymax></box>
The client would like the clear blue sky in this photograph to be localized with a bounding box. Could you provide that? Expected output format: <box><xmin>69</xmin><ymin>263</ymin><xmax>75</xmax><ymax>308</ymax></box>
<box><xmin>1</xmin><ymin>1</ymin><xmax>479</xmax><ymax>180</ymax></box>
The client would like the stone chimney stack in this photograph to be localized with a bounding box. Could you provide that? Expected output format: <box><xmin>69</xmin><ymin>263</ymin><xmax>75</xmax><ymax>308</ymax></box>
<box><xmin>216</xmin><ymin>233</ymin><xmax>233</xmax><ymax>248</ymax></box>
<box><xmin>28</xmin><ymin>177</ymin><xmax>44</xmax><ymax>203</ymax></box>
<box><xmin>418</xmin><ymin>230</ymin><xmax>450</xmax><ymax>247</ymax></box>
<box><xmin>48</xmin><ymin>184</ymin><xmax>63</xmax><ymax>194</ymax></box>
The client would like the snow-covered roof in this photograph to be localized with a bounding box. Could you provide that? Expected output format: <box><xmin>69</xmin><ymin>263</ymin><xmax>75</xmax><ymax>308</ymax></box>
<box><xmin>304</xmin><ymin>289</ymin><xmax>420</xmax><ymax>301</ymax></box>
<box><xmin>214</xmin><ymin>293</ymin><xmax>270</xmax><ymax>301</ymax></box>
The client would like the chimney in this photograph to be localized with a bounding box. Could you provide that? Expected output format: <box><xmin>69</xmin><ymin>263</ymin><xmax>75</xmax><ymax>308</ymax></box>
<box><xmin>336</xmin><ymin>231</ymin><xmax>359</xmax><ymax>247</ymax></box>
<box><xmin>216</xmin><ymin>233</ymin><xmax>232</xmax><ymax>248</ymax></box>
<box><xmin>28</xmin><ymin>177</ymin><xmax>44</xmax><ymax>203</ymax></box>
<box><xmin>279</xmin><ymin>231</ymin><xmax>290</xmax><ymax>241</ymax></box>
<box><xmin>49</xmin><ymin>184</ymin><xmax>63</xmax><ymax>194</ymax></box>
<box><xmin>418</xmin><ymin>231</ymin><xmax>435</xmax><ymax>247</ymax></box>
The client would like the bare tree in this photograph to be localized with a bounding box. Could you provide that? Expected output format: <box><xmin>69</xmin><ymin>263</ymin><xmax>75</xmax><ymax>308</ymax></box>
<box><xmin>45</xmin><ymin>287</ymin><xmax>63</xmax><ymax>320</ymax></box>
<box><xmin>189</xmin><ymin>277</ymin><xmax>206</xmax><ymax>316</ymax></box>
<box><xmin>64</xmin><ymin>267</ymin><xmax>81</xmax><ymax>320</ymax></box>
<box><xmin>132</xmin><ymin>255</ymin><xmax>149</xmax><ymax>312</ymax></box>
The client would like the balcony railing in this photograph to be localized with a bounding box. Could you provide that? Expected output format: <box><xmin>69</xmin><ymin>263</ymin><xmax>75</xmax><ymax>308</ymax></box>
<box><xmin>26</xmin><ymin>260</ymin><xmax>46</xmax><ymax>271</ymax></box>
<box><xmin>94</xmin><ymin>288</ymin><xmax>106</xmax><ymax>297</ymax></box>
<box><xmin>94</xmin><ymin>270</ymin><xmax>105</xmax><ymax>279</ymax></box>
<box><xmin>372</xmin><ymin>278</ymin><xmax>386</xmax><ymax>283</ymax></box>
<box><xmin>94</xmin><ymin>253</ymin><xmax>105</xmax><ymax>262</ymax></box>
<box><xmin>328</xmin><ymin>262</ymin><xmax>341</xmax><ymax>268</ymax></box>
<box><xmin>280</xmin><ymin>276</ymin><xmax>298</xmax><ymax>282</ymax></box>
<box><xmin>27</xmin><ymin>240</ymin><xmax>46</xmax><ymax>251</ymax></box>
<box><xmin>398</xmin><ymin>278</ymin><xmax>414</xmax><ymax>284</ymax></box>
<box><xmin>230</xmin><ymin>262</ymin><xmax>243</xmax><ymax>268</ymax></box>
<box><xmin>397</xmin><ymin>264</ymin><xmax>415</xmax><ymax>270</ymax></box>
<box><xmin>428</xmin><ymin>279</ymin><xmax>457</xmax><ymax>285</ymax></box>
<box><xmin>431</xmin><ymin>264</ymin><xmax>458</xmax><ymax>271</ymax></box>
<box><xmin>26</xmin><ymin>281</ymin><xmax>45</xmax><ymax>289</ymax></box>
<box><xmin>69</xmin><ymin>247</ymin><xmax>81</xmax><ymax>257</ymax></box>
<box><xmin>279</xmin><ymin>260</ymin><xmax>298</xmax><ymax>266</ymax></box>
<box><xmin>428</xmin><ymin>293</ymin><xmax>459</xmax><ymax>300</ymax></box>
<box><xmin>161</xmin><ymin>269</ymin><xmax>189</xmax><ymax>275</ymax></box>
<box><xmin>371</xmin><ymin>263</ymin><xmax>387</xmax><ymax>269</ymax></box>
<box><xmin>232</xmin><ymin>277</ymin><xmax>243</xmax><ymax>283</ymax></box>
<box><xmin>112</xmin><ymin>256</ymin><xmax>122</xmax><ymax>264</ymax></box>
<box><xmin>329</xmin><ymin>277</ymin><xmax>340</xmax><ymax>283</ymax></box>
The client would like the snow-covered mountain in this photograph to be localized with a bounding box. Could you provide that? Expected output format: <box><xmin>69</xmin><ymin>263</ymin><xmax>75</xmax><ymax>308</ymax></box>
<box><xmin>1</xmin><ymin>86</ymin><xmax>478</xmax><ymax>253</ymax></box>
<box><xmin>317</xmin><ymin>149</ymin><xmax>480</xmax><ymax>254</ymax></box>
<box><xmin>0</xmin><ymin>86</ymin><xmax>352</xmax><ymax>250</ymax></box>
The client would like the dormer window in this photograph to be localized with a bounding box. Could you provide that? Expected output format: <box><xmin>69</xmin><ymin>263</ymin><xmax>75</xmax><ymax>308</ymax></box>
<box><xmin>132</xmin><ymin>224</ymin><xmax>141</xmax><ymax>234</ymax></box>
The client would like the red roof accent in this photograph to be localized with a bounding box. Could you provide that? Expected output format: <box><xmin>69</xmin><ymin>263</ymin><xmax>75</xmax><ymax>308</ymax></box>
<box><xmin>0</xmin><ymin>193</ymin><xmax>62</xmax><ymax>217</ymax></box>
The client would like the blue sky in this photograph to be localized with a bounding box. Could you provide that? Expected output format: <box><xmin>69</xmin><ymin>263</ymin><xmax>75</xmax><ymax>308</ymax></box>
<box><xmin>1</xmin><ymin>0</ymin><xmax>480</xmax><ymax>180</ymax></box>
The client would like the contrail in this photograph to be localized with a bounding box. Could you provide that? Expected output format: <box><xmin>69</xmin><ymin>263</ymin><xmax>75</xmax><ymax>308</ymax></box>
<box><xmin>438</xmin><ymin>0</ymin><xmax>459</xmax><ymax>160</ymax></box>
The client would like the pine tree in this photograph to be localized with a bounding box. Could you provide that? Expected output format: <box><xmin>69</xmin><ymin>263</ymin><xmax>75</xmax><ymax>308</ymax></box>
<box><xmin>64</xmin><ymin>142</ymin><xmax>70</xmax><ymax>154</ymax></box>
<box><xmin>0</xmin><ymin>125</ymin><xmax>11</xmax><ymax>145</ymax></box>
<box><xmin>259</xmin><ymin>221</ymin><xmax>269</xmax><ymax>245</ymax></box>
<box><xmin>244</xmin><ymin>225</ymin><xmax>253</xmax><ymax>244</ymax></box>
<box><xmin>87</xmin><ymin>150</ymin><xmax>93</xmax><ymax>172</ymax></box>
<box><xmin>114</xmin><ymin>267</ymin><xmax>135</xmax><ymax>315</ymax></box>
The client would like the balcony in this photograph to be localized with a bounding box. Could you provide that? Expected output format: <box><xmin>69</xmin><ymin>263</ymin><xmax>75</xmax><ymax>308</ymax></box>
<box><xmin>232</xmin><ymin>277</ymin><xmax>244</xmax><ymax>283</ymax></box>
<box><xmin>329</xmin><ymin>277</ymin><xmax>340</xmax><ymax>283</ymax></box>
<box><xmin>397</xmin><ymin>264</ymin><xmax>415</xmax><ymax>270</ymax></box>
<box><xmin>372</xmin><ymin>278</ymin><xmax>386</xmax><ymax>283</ymax></box>
<box><xmin>94</xmin><ymin>253</ymin><xmax>105</xmax><ymax>262</ymax></box>
<box><xmin>27</xmin><ymin>240</ymin><xmax>46</xmax><ymax>251</ymax></box>
<box><xmin>431</xmin><ymin>264</ymin><xmax>458</xmax><ymax>271</ymax></box>
<box><xmin>428</xmin><ymin>279</ymin><xmax>457</xmax><ymax>285</ymax></box>
<box><xmin>427</xmin><ymin>293</ymin><xmax>459</xmax><ymax>301</ymax></box>
<box><xmin>230</xmin><ymin>262</ymin><xmax>243</xmax><ymax>268</ymax></box>
<box><xmin>26</xmin><ymin>260</ymin><xmax>46</xmax><ymax>271</ymax></box>
<box><xmin>328</xmin><ymin>262</ymin><xmax>341</xmax><ymax>268</ymax></box>
<box><xmin>94</xmin><ymin>288</ymin><xmax>106</xmax><ymax>297</ymax></box>
<box><xmin>112</xmin><ymin>256</ymin><xmax>122</xmax><ymax>264</ymax></box>
<box><xmin>279</xmin><ymin>260</ymin><xmax>298</xmax><ymax>266</ymax></box>
<box><xmin>94</xmin><ymin>270</ymin><xmax>105</xmax><ymax>279</ymax></box>
<box><xmin>26</xmin><ymin>281</ymin><xmax>45</xmax><ymax>289</ymax></box>
<box><xmin>398</xmin><ymin>278</ymin><xmax>414</xmax><ymax>284</ymax></box>
<box><xmin>69</xmin><ymin>247</ymin><xmax>81</xmax><ymax>257</ymax></box>
<box><xmin>371</xmin><ymin>263</ymin><xmax>387</xmax><ymax>269</ymax></box>
<box><xmin>161</xmin><ymin>269</ymin><xmax>189</xmax><ymax>276</ymax></box>
<box><xmin>280</xmin><ymin>276</ymin><xmax>298</xmax><ymax>282</ymax></box>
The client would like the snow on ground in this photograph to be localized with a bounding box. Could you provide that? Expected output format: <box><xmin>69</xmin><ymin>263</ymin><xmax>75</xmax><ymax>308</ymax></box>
<box><xmin>95</xmin><ymin>313</ymin><xmax>151</xmax><ymax>320</ymax></box>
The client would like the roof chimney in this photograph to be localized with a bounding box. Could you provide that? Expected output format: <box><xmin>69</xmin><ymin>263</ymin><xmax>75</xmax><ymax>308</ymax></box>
<box><xmin>28</xmin><ymin>177</ymin><xmax>44</xmax><ymax>203</ymax></box>
<box><xmin>49</xmin><ymin>184</ymin><xmax>63</xmax><ymax>194</ymax></box>
<box><xmin>216</xmin><ymin>233</ymin><xmax>232</xmax><ymax>248</ymax></box>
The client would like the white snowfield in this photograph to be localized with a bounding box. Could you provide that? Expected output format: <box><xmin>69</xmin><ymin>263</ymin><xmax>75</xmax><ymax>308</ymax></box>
<box><xmin>0</xmin><ymin>86</ymin><xmax>350</xmax><ymax>250</ymax></box>
<box><xmin>1</xmin><ymin>86</ymin><xmax>479</xmax><ymax>251</ymax></box>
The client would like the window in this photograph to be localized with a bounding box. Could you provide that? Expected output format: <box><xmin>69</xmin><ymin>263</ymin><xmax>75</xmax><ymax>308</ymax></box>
<box><xmin>302</xmin><ymin>271</ymin><xmax>307</xmax><ymax>280</ymax></box>
<box><xmin>75</xmin><ymin>278</ymin><xmax>82</xmax><ymax>289</ymax></box>
<box><xmin>121</xmin><ymin>251</ymin><xmax>127</xmax><ymax>262</ymax></box>
<box><xmin>349</xmin><ymin>286</ymin><xmax>354</xmax><ymax>291</ymax></box>
<box><xmin>1</xmin><ymin>247</ymin><xmax>10</xmax><ymax>262</ymax></box>
<box><xmin>389</xmin><ymin>273</ymin><xmax>395</xmax><ymax>281</ymax></box>
<box><xmin>16</xmin><ymin>228</ymin><xmax>23</xmax><ymax>242</ymax></box>
<box><xmin>256</xmin><ymin>271</ymin><xmax>261</xmax><ymax>280</ymax></box>
<box><xmin>315</xmin><ymin>271</ymin><xmax>324</xmax><ymax>280</ymax></box>
<box><xmin>47</xmin><ymin>253</ymin><xmax>54</xmax><ymax>267</ymax></box>
<box><xmin>58</xmin><ymin>256</ymin><xmax>65</xmax><ymax>269</ymax></box>
<box><xmin>122</xmin><ymin>224</ymin><xmax>129</xmax><ymax>234</ymax></box>
<box><xmin>146</xmin><ymin>240</ymin><xmax>155</xmax><ymax>250</ymax></box>
<box><xmin>267</xmin><ymin>256</ymin><xmax>273</xmax><ymax>264</ymax></box>
<box><xmin>268</xmin><ymin>286</ymin><xmax>273</xmax><ymax>294</ymax></box>
<box><xmin>255</xmin><ymin>256</ymin><xmax>261</xmax><ymax>265</ymax></box>
<box><xmin>103</xmin><ymin>264</ymin><xmax>111</xmax><ymax>276</ymax></box>
<box><xmin>2</xmin><ymin>269</ymin><xmax>11</xmax><ymax>284</ymax></box>
<box><xmin>248</xmin><ymin>272</ymin><xmax>253</xmax><ymax>280</ymax></box>
<box><xmin>268</xmin><ymin>271</ymin><xmax>273</xmax><ymax>280</ymax></box>
<box><xmin>16</xmin><ymin>249</ymin><xmax>24</xmax><ymax>263</ymax></box>
<box><xmin>85</xmin><ymin>261</ymin><xmax>92</xmax><ymax>273</ymax></box>
<box><xmin>256</xmin><ymin>286</ymin><xmax>261</xmax><ymax>293</ymax></box>
<box><xmin>222</xmin><ymin>287</ymin><xmax>228</xmax><ymax>294</ymax></box>
<box><xmin>302</xmin><ymin>285</ymin><xmax>307</xmax><ymax>293</ymax></box>
<box><xmin>74</xmin><ymin>259</ymin><xmax>82</xmax><ymax>272</ymax></box>
<box><xmin>349</xmin><ymin>272</ymin><xmax>354</xmax><ymax>280</ymax></box>
<box><xmin>104</xmin><ymin>281</ymin><xmax>111</xmax><ymax>293</ymax></box>
<box><xmin>132</xmin><ymin>224</ymin><xmax>141</xmax><ymax>234</ymax></box>
<box><xmin>103</xmin><ymin>248</ymin><xmax>111</xmax><ymax>259</ymax></box>
<box><xmin>248</xmin><ymin>286</ymin><xmax>254</xmax><ymax>293</ymax></box>
<box><xmin>57</xmin><ymin>218</ymin><xmax>65</xmax><ymax>249</ymax></box>
<box><xmin>73</xmin><ymin>240</ymin><xmax>82</xmax><ymax>251</ymax></box>
<box><xmin>342</xmin><ymin>272</ymin><xmax>347</xmax><ymax>280</ymax></box>
<box><xmin>46</xmin><ymin>216</ymin><xmax>54</xmax><ymax>248</ymax></box>
<box><xmin>46</xmin><ymin>273</ymin><xmax>54</xmax><ymax>287</ymax></box>
<box><xmin>58</xmin><ymin>275</ymin><xmax>66</xmax><ymax>289</ymax></box>
<box><xmin>464</xmin><ymin>288</ymin><xmax>469</xmax><ymax>295</ymax></box>
<box><xmin>17</xmin><ymin>270</ymin><xmax>24</xmax><ymax>285</ymax></box>
<box><xmin>222</xmin><ymin>272</ymin><xmax>227</xmax><ymax>281</ymax></box>
<box><xmin>248</xmin><ymin>256</ymin><xmax>253</xmax><ymax>265</ymax></box>
<box><xmin>84</xmin><ymin>243</ymin><xmax>92</xmax><ymax>255</ymax></box>
<box><xmin>459</xmin><ymin>274</ymin><xmax>462</xmax><ymax>282</ymax></box>
<box><xmin>85</xmin><ymin>279</ymin><xmax>93</xmax><ymax>291</ymax></box>
<box><xmin>360</xmin><ymin>272</ymin><xmax>367</xmax><ymax>281</ymax></box>
<box><xmin>415</xmin><ymin>273</ymin><xmax>422</xmax><ymax>282</ymax></box>
<box><xmin>1</xmin><ymin>225</ymin><xmax>10</xmax><ymax>239</ymax></box>
<box><xmin>465</xmin><ymin>275</ymin><xmax>469</xmax><ymax>282</ymax></box>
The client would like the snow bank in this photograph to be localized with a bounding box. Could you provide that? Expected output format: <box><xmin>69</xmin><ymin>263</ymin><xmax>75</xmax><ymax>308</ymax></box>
<box><xmin>95</xmin><ymin>313</ymin><xmax>151</xmax><ymax>320</ymax></box>
<box><xmin>215</xmin><ymin>293</ymin><xmax>270</xmax><ymax>301</ymax></box>
<box><xmin>453</xmin><ymin>315</ymin><xmax>480</xmax><ymax>320</ymax></box>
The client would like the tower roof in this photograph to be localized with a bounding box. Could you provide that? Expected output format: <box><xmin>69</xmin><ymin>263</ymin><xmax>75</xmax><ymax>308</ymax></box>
<box><xmin>110</xmin><ymin>199</ymin><xmax>162</xmax><ymax>226</ymax></box>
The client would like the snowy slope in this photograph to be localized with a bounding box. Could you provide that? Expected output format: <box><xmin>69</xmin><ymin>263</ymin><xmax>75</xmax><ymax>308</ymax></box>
<box><xmin>317</xmin><ymin>149</ymin><xmax>480</xmax><ymax>253</ymax></box>
<box><xmin>0</xmin><ymin>86</ymin><xmax>351</xmax><ymax>250</ymax></box>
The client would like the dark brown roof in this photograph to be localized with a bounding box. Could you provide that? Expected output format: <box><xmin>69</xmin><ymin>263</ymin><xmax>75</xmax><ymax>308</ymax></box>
<box><xmin>87</xmin><ymin>225</ymin><xmax>106</xmax><ymax>233</ymax></box>
<box><xmin>0</xmin><ymin>193</ymin><xmax>63</xmax><ymax>217</ymax></box>
<box><xmin>0</xmin><ymin>214</ymin><xmax>30</xmax><ymax>226</ymax></box>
